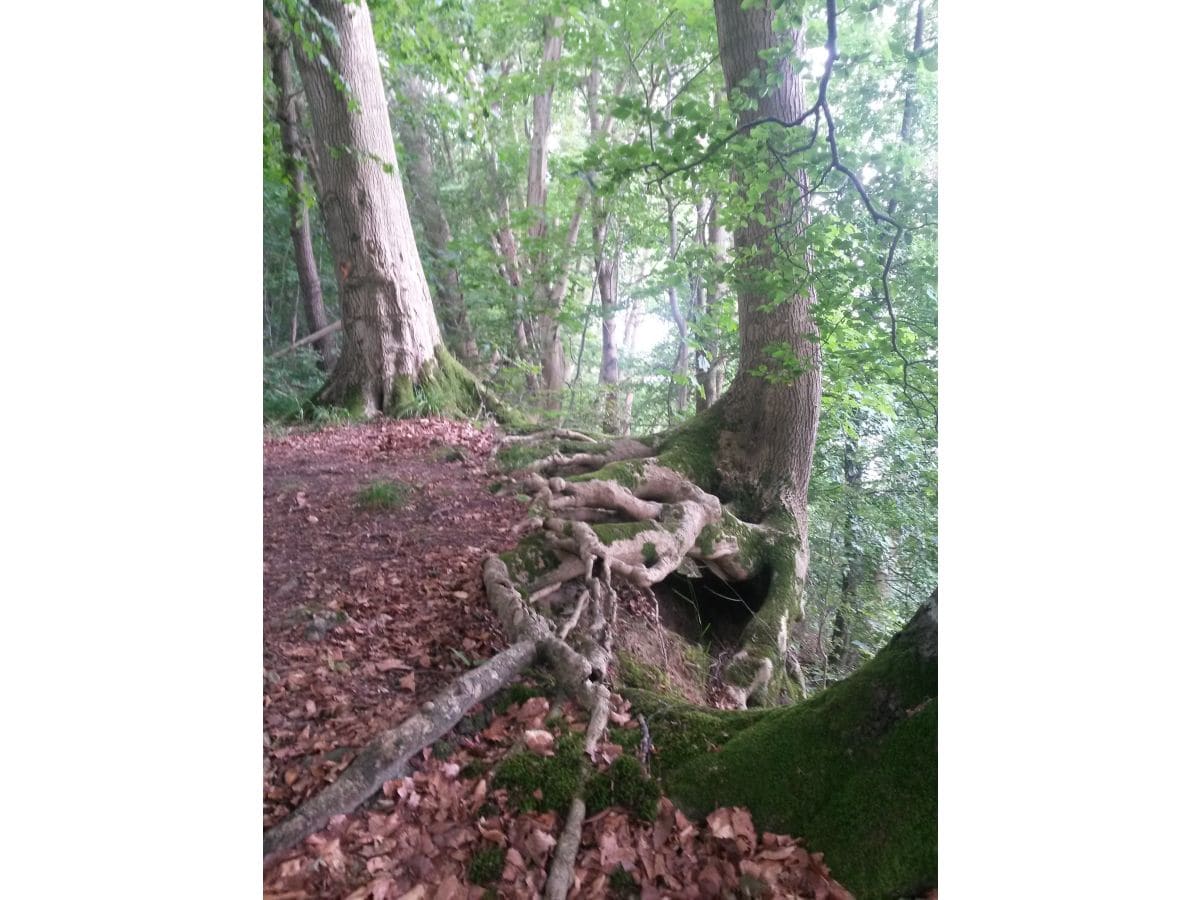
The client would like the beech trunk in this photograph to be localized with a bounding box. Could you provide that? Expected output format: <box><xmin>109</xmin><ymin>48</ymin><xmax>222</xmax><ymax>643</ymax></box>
<box><xmin>294</xmin><ymin>0</ymin><xmax>444</xmax><ymax>416</ymax></box>
<box><xmin>711</xmin><ymin>0</ymin><xmax>821</xmax><ymax>527</ymax></box>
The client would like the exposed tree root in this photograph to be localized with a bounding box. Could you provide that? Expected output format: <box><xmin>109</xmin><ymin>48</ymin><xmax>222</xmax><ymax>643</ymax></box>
<box><xmin>262</xmin><ymin>639</ymin><xmax>537</xmax><ymax>864</ymax></box>
<box><xmin>264</xmin><ymin>419</ymin><xmax>815</xmax><ymax>890</ymax></box>
<box><xmin>504</xmin><ymin>433</ymin><xmax>808</xmax><ymax>707</ymax></box>
<box><xmin>499</xmin><ymin>428</ymin><xmax>600</xmax><ymax>446</ymax></box>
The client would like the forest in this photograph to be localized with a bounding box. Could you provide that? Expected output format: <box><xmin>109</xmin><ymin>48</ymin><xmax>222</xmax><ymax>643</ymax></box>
<box><xmin>262</xmin><ymin>0</ymin><xmax>937</xmax><ymax>897</ymax></box>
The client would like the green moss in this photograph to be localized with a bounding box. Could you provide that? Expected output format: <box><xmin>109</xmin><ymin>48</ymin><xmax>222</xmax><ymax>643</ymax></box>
<box><xmin>568</xmin><ymin>457</ymin><xmax>645</xmax><ymax>491</ymax></box>
<box><xmin>607</xmin><ymin>865</ymin><xmax>639</xmax><ymax>897</ymax></box>
<box><xmin>432</xmin><ymin>739</ymin><xmax>454</xmax><ymax>760</ymax></box>
<box><xmin>467</xmin><ymin>846</ymin><xmax>505</xmax><ymax>886</ymax></box>
<box><xmin>623</xmin><ymin>689</ymin><xmax>770</xmax><ymax>777</ymax></box>
<box><xmin>591</xmin><ymin>521</ymin><xmax>661</xmax><ymax>547</ymax></box>
<box><xmin>386</xmin><ymin>344</ymin><xmax>530</xmax><ymax>427</ymax></box>
<box><xmin>492</xmin><ymin>732</ymin><xmax>586</xmax><ymax>814</ymax></box>
<box><xmin>584</xmin><ymin>754</ymin><xmax>660</xmax><ymax>822</ymax></box>
<box><xmin>460</xmin><ymin>759</ymin><xmax>489</xmax><ymax>780</ymax></box>
<box><xmin>495</xmin><ymin>442</ymin><xmax>555</xmax><ymax>471</ymax></box>
<box><xmin>641</xmin><ymin>542</ymin><xmax>658</xmax><ymax>565</ymax></box>
<box><xmin>616</xmin><ymin>652</ymin><xmax>670</xmax><ymax>693</ymax></box>
<box><xmin>659</xmin><ymin>620</ymin><xmax>937</xmax><ymax>899</ymax></box>
<box><xmin>499</xmin><ymin>535</ymin><xmax>561</xmax><ymax>586</ymax></box>
<box><xmin>354</xmin><ymin>480</ymin><xmax>414</xmax><ymax>509</ymax></box>
<box><xmin>655</xmin><ymin>405</ymin><xmax>724</xmax><ymax>492</ymax></box>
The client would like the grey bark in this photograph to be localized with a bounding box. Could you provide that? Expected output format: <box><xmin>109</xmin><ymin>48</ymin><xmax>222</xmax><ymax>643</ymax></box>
<box><xmin>264</xmin><ymin>10</ymin><xmax>337</xmax><ymax>370</ymax></box>
<box><xmin>527</xmin><ymin>17</ymin><xmax>568</xmax><ymax>407</ymax></box>
<box><xmin>293</xmin><ymin>0</ymin><xmax>444</xmax><ymax>415</ymax></box>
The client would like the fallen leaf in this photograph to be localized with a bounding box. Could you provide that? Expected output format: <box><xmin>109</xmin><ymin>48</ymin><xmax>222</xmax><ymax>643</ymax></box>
<box><xmin>399</xmin><ymin>672</ymin><xmax>417</xmax><ymax>691</ymax></box>
<box><xmin>523</xmin><ymin>729</ymin><xmax>555</xmax><ymax>756</ymax></box>
<box><xmin>376</xmin><ymin>659</ymin><xmax>411</xmax><ymax>673</ymax></box>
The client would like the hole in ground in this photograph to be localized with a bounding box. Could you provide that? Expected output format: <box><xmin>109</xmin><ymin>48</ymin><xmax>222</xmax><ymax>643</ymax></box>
<box><xmin>651</xmin><ymin>564</ymin><xmax>772</xmax><ymax>650</ymax></box>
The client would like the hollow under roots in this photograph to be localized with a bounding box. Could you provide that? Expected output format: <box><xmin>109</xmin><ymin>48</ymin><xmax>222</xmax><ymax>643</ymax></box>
<box><xmin>499</xmin><ymin>435</ymin><xmax>809</xmax><ymax>710</ymax></box>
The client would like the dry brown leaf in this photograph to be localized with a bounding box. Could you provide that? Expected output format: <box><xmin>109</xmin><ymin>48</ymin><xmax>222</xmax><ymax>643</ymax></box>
<box><xmin>376</xmin><ymin>659</ymin><xmax>411</xmax><ymax>672</ymax></box>
<box><xmin>399</xmin><ymin>672</ymin><xmax>417</xmax><ymax>691</ymax></box>
<box><xmin>523</xmin><ymin>729</ymin><xmax>555</xmax><ymax>756</ymax></box>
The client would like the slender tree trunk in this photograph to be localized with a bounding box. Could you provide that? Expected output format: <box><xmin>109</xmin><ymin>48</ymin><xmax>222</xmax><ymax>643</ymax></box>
<box><xmin>264</xmin><ymin>10</ymin><xmax>336</xmax><ymax>370</ymax></box>
<box><xmin>293</xmin><ymin>0</ymin><xmax>444</xmax><ymax>416</ymax></box>
<box><xmin>830</xmin><ymin>416</ymin><xmax>864</xmax><ymax>668</ymax></box>
<box><xmin>526</xmin><ymin>17</ymin><xmax>568</xmax><ymax>408</ymax></box>
<box><xmin>619</xmin><ymin>296</ymin><xmax>642</xmax><ymax>435</ymax></box>
<box><xmin>697</xmin><ymin>196</ymin><xmax>729</xmax><ymax>411</ymax></box>
<box><xmin>665</xmin><ymin>198</ymin><xmax>690</xmax><ymax>419</ymax></box>
<box><xmin>395</xmin><ymin>79</ymin><xmax>479</xmax><ymax>366</ymax></box>
<box><xmin>587</xmin><ymin>67</ymin><xmax>621</xmax><ymax>434</ymax></box>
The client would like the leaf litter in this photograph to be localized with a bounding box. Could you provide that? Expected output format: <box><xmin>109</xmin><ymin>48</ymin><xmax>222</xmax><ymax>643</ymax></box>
<box><xmin>264</xmin><ymin>419</ymin><xmax>861</xmax><ymax>899</ymax></box>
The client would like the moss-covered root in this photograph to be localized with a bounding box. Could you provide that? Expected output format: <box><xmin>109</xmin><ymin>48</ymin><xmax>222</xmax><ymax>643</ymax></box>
<box><xmin>722</xmin><ymin>515</ymin><xmax>809</xmax><ymax>707</ymax></box>
<box><xmin>661</xmin><ymin>595</ymin><xmax>938</xmax><ymax>900</ymax></box>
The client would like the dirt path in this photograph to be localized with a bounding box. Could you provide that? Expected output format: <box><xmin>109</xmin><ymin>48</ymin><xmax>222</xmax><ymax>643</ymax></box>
<box><xmin>263</xmin><ymin>419</ymin><xmax>527</xmax><ymax>831</ymax></box>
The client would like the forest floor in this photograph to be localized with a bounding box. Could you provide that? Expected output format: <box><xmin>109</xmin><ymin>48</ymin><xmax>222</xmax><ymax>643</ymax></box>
<box><xmin>263</xmin><ymin>418</ymin><xmax>856</xmax><ymax>900</ymax></box>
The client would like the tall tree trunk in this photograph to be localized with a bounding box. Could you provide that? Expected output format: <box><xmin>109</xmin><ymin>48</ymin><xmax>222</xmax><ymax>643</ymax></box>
<box><xmin>264</xmin><ymin>10</ymin><xmax>336</xmax><ymax>371</ymax></box>
<box><xmin>395</xmin><ymin>79</ymin><xmax>479</xmax><ymax>366</ymax></box>
<box><xmin>711</xmin><ymin>0</ymin><xmax>821</xmax><ymax>525</ymax></box>
<box><xmin>293</xmin><ymin>0</ymin><xmax>444</xmax><ymax>416</ymax></box>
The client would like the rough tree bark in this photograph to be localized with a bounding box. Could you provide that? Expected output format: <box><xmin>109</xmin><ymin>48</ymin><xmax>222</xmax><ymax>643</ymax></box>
<box><xmin>264</xmin><ymin>9</ymin><xmax>337</xmax><ymax>371</ymax></box>
<box><xmin>292</xmin><ymin>0</ymin><xmax>491</xmax><ymax>418</ymax></box>
<box><xmin>395</xmin><ymin>78</ymin><xmax>479</xmax><ymax>366</ymax></box>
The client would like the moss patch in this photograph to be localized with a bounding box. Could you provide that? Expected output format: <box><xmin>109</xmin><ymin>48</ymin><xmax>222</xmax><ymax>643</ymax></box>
<box><xmin>584</xmin><ymin>754</ymin><xmax>660</xmax><ymax>822</ymax></box>
<box><xmin>388</xmin><ymin>344</ymin><xmax>530</xmax><ymax>427</ymax></box>
<box><xmin>493</xmin><ymin>732</ymin><xmax>586</xmax><ymax>814</ymax></box>
<box><xmin>659</xmin><ymin>619</ymin><xmax>937</xmax><ymax>899</ymax></box>
<box><xmin>655</xmin><ymin>404</ymin><xmax>725</xmax><ymax>493</ymax></box>
<box><xmin>591</xmin><ymin>521</ymin><xmax>662</xmax><ymax>547</ymax></box>
<box><xmin>467</xmin><ymin>846</ymin><xmax>505</xmax><ymax>885</ymax></box>
<box><xmin>498</xmin><ymin>535</ymin><xmax>562</xmax><ymax>592</ymax></box>
<box><xmin>616</xmin><ymin>652</ymin><xmax>670</xmax><ymax>693</ymax></box>
<box><xmin>607</xmin><ymin>865</ymin><xmax>639</xmax><ymax>897</ymax></box>
<box><xmin>567</xmin><ymin>457</ymin><xmax>646</xmax><ymax>491</ymax></box>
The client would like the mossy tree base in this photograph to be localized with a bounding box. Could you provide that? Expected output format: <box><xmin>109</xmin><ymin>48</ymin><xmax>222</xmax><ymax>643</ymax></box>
<box><xmin>493</xmin><ymin>405</ymin><xmax>811</xmax><ymax>706</ymax></box>
<box><xmin>315</xmin><ymin>343</ymin><xmax>530</xmax><ymax>427</ymax></box>
<box><xmin>637</xmin><ymin>595</ymin><xmax>937</xmax><ymax>900</ymax></box>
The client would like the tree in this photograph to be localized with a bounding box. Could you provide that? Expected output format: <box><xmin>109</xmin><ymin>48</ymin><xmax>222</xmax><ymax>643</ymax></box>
<box><xmin>263</xmin><ymin>0</ymin><xmax>937</xmax><ymax>894</ymax></box>
<box><xmin>394</xmin><ymin>78</ymin><xmax>479</xmax><ymax>366</ymax></box>
<box><xmin>263</xmin><ymin>9</ymin><xmax>337</xmax><ymax>370</ymax></box>
<box><xmin>288</xmin><ymin>0</ymin><xmax>481</xmax><ymax>417</ymax></box>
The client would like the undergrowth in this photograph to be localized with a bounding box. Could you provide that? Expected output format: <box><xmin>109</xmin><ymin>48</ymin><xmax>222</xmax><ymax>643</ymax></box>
<box><xmin>354</xmin><ymin>480</ymin><xmax>414</xmax><ymax>510</ymax></box>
